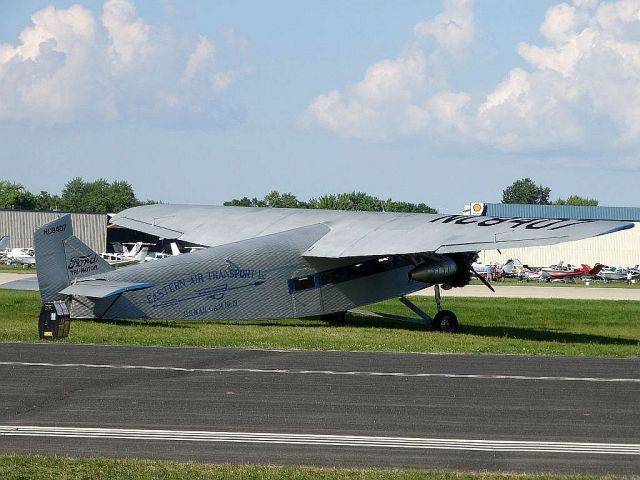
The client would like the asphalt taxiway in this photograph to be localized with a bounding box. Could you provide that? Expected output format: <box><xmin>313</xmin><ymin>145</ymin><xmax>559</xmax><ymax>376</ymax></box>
<box><xmin>1</xmin><ymin>343</ymin><xmax>638</xmax><ymax>474</ymax></box>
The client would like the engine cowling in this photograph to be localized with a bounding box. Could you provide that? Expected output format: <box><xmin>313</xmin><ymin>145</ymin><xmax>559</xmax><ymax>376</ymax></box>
<box><xmin>409</xmin><ymin>256</ymin><xmax>458</xmax><ymax>284</ymax></box>
<box><xmin>408</xmin><ymin>253</ymin><xmax>476</xmax><ymax>289</ymax></box>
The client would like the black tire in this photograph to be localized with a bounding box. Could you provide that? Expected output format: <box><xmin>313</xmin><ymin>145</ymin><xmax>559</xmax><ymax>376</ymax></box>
<box><xmin>433</xmin><ymin>310</ymin><xmax>459</xmax><ymax>333</ymax></box>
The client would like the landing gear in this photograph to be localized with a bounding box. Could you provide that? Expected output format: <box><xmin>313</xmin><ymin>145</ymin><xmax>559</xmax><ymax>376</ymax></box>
<box><xmin>432</xmin><ymin>284</ymin><xmax>458</xmax><ymax>332</ymax></box>
<box><xmin>395</xmin><ymin>284</ymin><xmax>459</xmax><ymax>332</ymax></box>
<box><xmin>433</xmin><ymin>310</ymin><xmax>459</xmax><ymax>333</ymax></box>
<box><xmin>349</xmin><ymin>284</ymin><xmax>460</xmax><ymax>332</ymax></box>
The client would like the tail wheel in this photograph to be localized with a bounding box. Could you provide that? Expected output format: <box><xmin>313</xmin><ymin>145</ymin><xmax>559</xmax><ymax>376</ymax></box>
<box><xmin>434</xmin><ymin>310</ymin><xmax>459</xmax><ymax>333</ymax></box>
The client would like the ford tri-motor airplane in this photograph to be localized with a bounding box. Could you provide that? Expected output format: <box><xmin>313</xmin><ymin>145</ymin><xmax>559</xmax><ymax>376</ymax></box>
<box><xmin>32</xmin><ymin>204</ymin><xmax>633</xmax><ymax>332</ymax></box>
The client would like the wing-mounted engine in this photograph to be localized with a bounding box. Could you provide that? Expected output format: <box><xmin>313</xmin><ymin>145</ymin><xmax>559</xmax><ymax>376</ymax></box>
<box><xmin>408</xmin><ymin>252</ymin><xmax>478</xmax><ymax>289</ymax></box>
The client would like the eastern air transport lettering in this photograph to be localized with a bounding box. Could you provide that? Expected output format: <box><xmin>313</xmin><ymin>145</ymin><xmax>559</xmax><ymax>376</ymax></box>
<box><xmin>429</xmin><ymin>215</ymin><xmax>595</xmax><ymax>231</ymax></box>
<box><xmin>146</xmin><ymin>279</ymin><xmax>188</xmax><ymax>304</ymax></box>
<box><xmin>146</xmin><ymin>264</ymin><xmax>267</xmax><ymax>307</ymax></box>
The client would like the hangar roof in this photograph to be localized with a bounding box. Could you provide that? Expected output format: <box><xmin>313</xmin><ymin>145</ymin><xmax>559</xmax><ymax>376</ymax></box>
<box><xmin>484</xmin><ymin>203</ymin><xmax>640</xmax><ymax>222</ymax></box>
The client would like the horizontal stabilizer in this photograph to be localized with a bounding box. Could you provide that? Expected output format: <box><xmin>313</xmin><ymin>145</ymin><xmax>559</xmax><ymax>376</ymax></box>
<box><xmin>60</xmin><ymin>280</ymin><xmax>153</xmax><ymax>298</ymax></box>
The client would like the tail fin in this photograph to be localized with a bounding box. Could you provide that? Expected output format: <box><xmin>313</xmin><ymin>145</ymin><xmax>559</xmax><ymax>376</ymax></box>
<box><xmin>111</xmin><ymin>241</ymin><xmax>124</xmax><ymax>254</ymax></box>
<box><xmin>581</xmin><ymin>264</ymin><xmax>590</xmax><ymax>273</ymax></box>
<box><xmin>134</xmin><ymin>246</ymin><xmax>148</xmax><ymax>262</ymax></box>
<box><xmin>589</xmin><ymin>263</ymin><xmax>605</xmax><ymax>275</ymax></box>
<box><xmin>0</xmin><ymin>235</ymin><xmax>9</xmax><ymax>251</ymax></box>
<box><xmin>34</xmin><ymin>214</ymin><xmax>114</xmax><ymax>302</ymax></box>
<box><xmin>502</xmin><ymin>259</ymin><xmax>514</xmax><ymax>274</ymax></box>
<box><xmin>126</xmin><ymin>241</ymin><xmax>143</xmax><ymax>258</ymax></box>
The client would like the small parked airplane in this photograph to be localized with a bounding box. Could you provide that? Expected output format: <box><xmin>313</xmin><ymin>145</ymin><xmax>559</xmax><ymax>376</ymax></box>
<box><xmin>101</xmin><ymin>241</ymin><xmax>150</xmax><ymax>264</ymax></box>
<box><xmin>25</xmin><ymin>204</ymin><xmax>633</xmax><ymax>332</ymax></box>
<box><xmin>6</xmin><ymin>247</ymin><xmax>36</xmax><ymax>267</ymax></box>
<box><xmin>0</xmin><ymin>235</ymin><xmax>9</xmax><ymax>260</ymax></box>
<box><xmin>598</xmin><ymin>266</ymin><xmax>640</xmax><ymax>282</ymax></box>
<box><xmin>539</xmin><ymin>262</ymin><xmax>604</xmax><ymax>282</ymax></box>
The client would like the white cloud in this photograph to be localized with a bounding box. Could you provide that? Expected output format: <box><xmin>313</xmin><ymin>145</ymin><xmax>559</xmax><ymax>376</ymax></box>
<box><xmin>414</xmin><ymin>0</ymin><xmax>475</xmax><ymax>54</ymax></box>
<box><xmin>480</xmin><ymin>0</ymin><xmax>640</xmax><ymax>150</ymax></box>
<box><xmin>306</xmin><ymin>47</ymin><xmax>438</xmax><ymax>140</ymax></box>
<box><xmin>305</xmin><ymin>0</ymin><xmax>640</xmax><ymax>165</ymax></box>
<box><xmin>182</xmin><ymin>36</ymin><xmax>216</xmax><ymax>83</ymax></box>
<box><xmin>0</xmin><ymin>0</ymin><xmax>250</xmax><ymax>125</ymax></box>
<box><xmin>304</xmin><ymin>1</ymin><xmax>473</xmax><ymax>140</ymax></box>
<box><xmin>102</xmin><ymin>0</ymin><xmax>153</xmax><ymax>72</ymax></box>
<box><xmin>0</xmin><ymin>5</ymin><xmax>99</xmax><ymax>123</ymax></box>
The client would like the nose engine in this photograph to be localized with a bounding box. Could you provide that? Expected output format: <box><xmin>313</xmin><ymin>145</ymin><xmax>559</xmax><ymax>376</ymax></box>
<box><xmin>408</xmin><ymin>253</ymin><xmax>475</xmax><ymax>289</ymax></box>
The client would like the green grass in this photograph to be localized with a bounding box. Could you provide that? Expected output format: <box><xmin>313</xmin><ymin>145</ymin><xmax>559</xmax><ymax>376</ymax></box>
<box><xmin>0</xmin><ymin>456</ymin><xmax>633</xmax><ymax>480</ymax></box>
<box><xmin>0</xmin><ymin>290</ymin><xmax>638</xmax><ymax>357</ymax></box>
<box><xmin>0</xmin><ymin>264</ymin><xmax>36</xmax><ymax>273</ymax></box>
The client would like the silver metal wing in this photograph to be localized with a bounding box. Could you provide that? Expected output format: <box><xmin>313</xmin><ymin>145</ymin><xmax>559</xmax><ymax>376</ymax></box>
<box><xmin>111</xmin><ymin>204</ymin><xmax>634</xmax><ymax>259</ymax></box>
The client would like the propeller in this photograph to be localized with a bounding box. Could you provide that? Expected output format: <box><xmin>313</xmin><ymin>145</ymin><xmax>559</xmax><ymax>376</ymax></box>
<box><xmin>470</xmin><ymin>266</ymin><xmax>495</xmax><ymax>292</ymax></box>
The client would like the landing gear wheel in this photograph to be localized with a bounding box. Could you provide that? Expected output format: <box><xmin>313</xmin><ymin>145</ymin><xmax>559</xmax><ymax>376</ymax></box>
<box><xmin>433</xmin><ymin>310</ymin><xmax>458</xmax><ymax>333</ymax></box>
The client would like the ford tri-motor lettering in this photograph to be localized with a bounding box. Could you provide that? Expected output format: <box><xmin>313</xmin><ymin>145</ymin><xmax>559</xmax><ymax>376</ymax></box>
<box><xmin>67</xmin><ymin>254</ymin><xmax>99</xmax><ymax>275</ymax></box>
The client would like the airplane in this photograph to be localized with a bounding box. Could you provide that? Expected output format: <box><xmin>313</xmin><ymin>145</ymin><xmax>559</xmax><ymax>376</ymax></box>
<box><xmin>539</xmin><ymin>261</ymin><xmax>604</xmax><ymax>282</ymax></box>
<box><xmin>598</xmin><ymin>266</ymin><xmax>640</xmax><ymax>282</ymax></box>
<box><xmin>145</xmin><ymin>242</ymin><xmax>182</xmax><ymax>261</ymax></box>
<box><xmin>24</xmin><ymin>204</ymin><xmax>634</xmax><ymax>334</ymax></box>
<box><xmin>0</xmin><ymin>235</ymin><xmax>9</xmax><ymax>261</ymax></box>
<box><xmin>100</xmin><ymin>241</ymin><xmax>149</xmax><ymax>266</ymax></box>
<box><xmin>6</xmin><ymin>247</ymin><xmax>36</xmax><ymax>267</ymax></box>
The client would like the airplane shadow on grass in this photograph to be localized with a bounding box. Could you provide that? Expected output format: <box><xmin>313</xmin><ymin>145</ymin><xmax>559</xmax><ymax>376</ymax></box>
<box><xmin>80</xmin><ymin>318</ymin><xmax>193</xmax><ymax>329</ymax></box>
<box><xmin>458</xmin><ymin>324</ymin><xmax>639</xmax><ymax>346</ymax></box>
<box><xmin>79</xmin><ymin>316</ymin><xmax>639</xmax><ymax>346</ymax></box>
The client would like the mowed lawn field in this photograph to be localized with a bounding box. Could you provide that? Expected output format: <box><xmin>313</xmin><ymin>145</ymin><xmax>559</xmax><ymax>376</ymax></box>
<box><xmin>0</xmin><ymin>456</ymin><xmax>633</xmax><ymax>480</ymax></box>
<box><xmin>0</xmin><ymin>290</ymin><xmax>638</xmax><ymax>356</ymax></box>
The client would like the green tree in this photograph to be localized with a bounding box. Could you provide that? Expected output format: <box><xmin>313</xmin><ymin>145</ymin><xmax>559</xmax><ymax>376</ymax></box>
<box><xmin>502</xmin><ymin>178</ymin><xmax>551</xmax><ymax>205</ymax></box>
<box><xmin>554</xmin><ymin>195</ymin><xmax>599</xmax><ymax>206</ymax></box>
<box><xmin>383</xmin><ymin>199</ymin><xmax>436</xmax><ymax>214</ymax></box>
<box><xmin>225</xmin><ymin>191</ymin><xmax>437</xmax><ymax>213</ymax></box>
<box><xmin>33</xmin><ymin>191</ymin><xmax>61</xmax><ymax>211</ymax></box>
<box><xmin>308</xmin><ymin>192</ymin><xmax>383</xmax><ymax>211</ymax></box>
<box><xmin>0</xmin><ymin>181</ymin><xmax>36</xmax><ymax>210</ymax></box>
<box><xmin>263</xmin><ymin>191</ymin><xmax>307</xmax><ymax>208</ymax></box>
<box><xmin>60</xmin><ymin>178</ymin><xmax>142</xmax><ymax>213</ymax></box>
<box><xmin>225</xmin><ymin>197</ymin><xmax>259</xmax><ymax>207</ymax></box>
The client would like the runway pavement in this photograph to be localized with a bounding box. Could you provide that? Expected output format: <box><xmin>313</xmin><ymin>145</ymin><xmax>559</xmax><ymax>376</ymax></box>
<box><xmin>1</xmin><ymin>343</ymin><xmax>638</xmax><ymax>474</ymax></box>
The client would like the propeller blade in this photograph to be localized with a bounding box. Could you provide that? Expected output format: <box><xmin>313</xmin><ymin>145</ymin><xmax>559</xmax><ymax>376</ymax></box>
<box><xmin>471</xmin><ymin>267</ymin><xmax>495</xmax><ymax>292</ymax></box>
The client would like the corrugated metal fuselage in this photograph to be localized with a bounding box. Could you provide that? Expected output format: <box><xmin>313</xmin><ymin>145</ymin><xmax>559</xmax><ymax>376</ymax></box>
<box><xmin>71</xmin><ymin>224</ymin><xmax>425</xmax><ymax>320</ymax></box>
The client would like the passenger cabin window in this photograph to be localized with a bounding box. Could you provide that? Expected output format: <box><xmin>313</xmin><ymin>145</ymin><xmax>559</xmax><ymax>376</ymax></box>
<box><xmin>289</xmin><ymin>276</ymin><xmax>315</xmax><ymax>292</ymax></box>
<box><xmin>288</xmin><ymin>255</ymin><xmax>412</xmax><ymax>294</ymax></box>
<box><xmin>320</xmin><ymin>270</ymin><xmax>343</xmax><ymax>285</ymax></box>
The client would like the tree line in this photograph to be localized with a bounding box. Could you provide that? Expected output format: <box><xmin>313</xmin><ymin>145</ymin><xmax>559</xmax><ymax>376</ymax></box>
<box><xmin>502</xmin><ymin>178</ymin><xmax>599</xmax><ymax>206</ymax></box>
<box><xmin>0</xmin><ymin>176</ymin><xmax>599</xmax><ymax>214</ymax></box>
<box><xmin>224</xmin><ymin>191</ymin><xmax>437</xmax><ymax>213</ymax></box>
<box><xmin>0</xmin><ymin>178</ymin><xmax>151</xmax><ymax>213</ymax></box>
